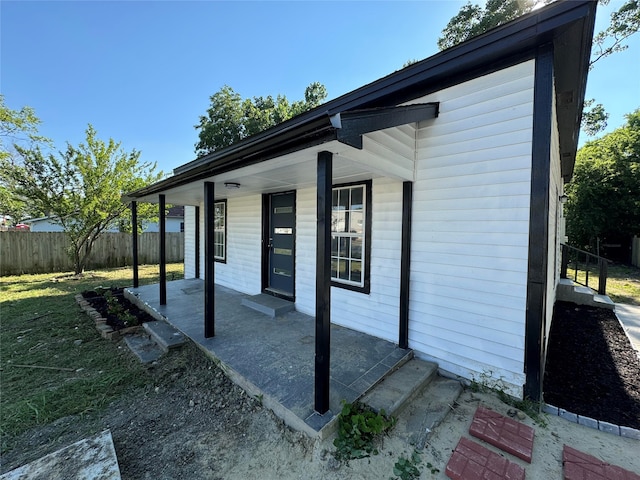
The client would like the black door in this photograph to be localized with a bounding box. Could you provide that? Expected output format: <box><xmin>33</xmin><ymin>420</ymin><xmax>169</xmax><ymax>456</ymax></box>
<box><xmin>267</xmin><ymin>192</ymin><xmax>295</xmax><ymax>296</ymax></box>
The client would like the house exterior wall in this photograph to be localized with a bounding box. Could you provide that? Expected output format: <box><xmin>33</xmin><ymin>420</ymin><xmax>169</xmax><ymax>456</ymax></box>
<box><xmin>295</xmin><ymin>179</ymin><xmax>404</xmax><ymax>343</ymax></box>
<box><xmin>184</xmin><ymin>206</ymin><xmax>197</xmax><ymax>279</ymax></box>
<box><xmin>407</xmin><ymin>60</ymin><xmax>536</xmax><ymax>394</ymax></box>
<box><xmin>28</xmin><ymin>220</ymin><xmax>66</xmax><ymax>232</ymax></box>
<box><xmin>143</xmin><ymin>218</ymin><xmax>183</xmax><ymax>233</ymax></box>
<box><xmin>180</xmin><ymin>59</ymin><xmax>553</xmax><ymax>396</ymax></box>
<box><xmin>546</xmin><ymin>87</ymin><xmax>562</xmax><ymax>346</ymax></box>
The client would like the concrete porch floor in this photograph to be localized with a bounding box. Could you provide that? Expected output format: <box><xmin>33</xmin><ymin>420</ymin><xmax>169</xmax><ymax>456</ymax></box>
<box><xmin>125</xmin><ymin>278</ymin><xmax>411</xmax><ymax>437</ymax></box>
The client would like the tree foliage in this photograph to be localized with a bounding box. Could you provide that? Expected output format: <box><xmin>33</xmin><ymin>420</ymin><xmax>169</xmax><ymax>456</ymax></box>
<box><xmin>194</xmin><ymin>82</ymin><xmax>327</xmax><ymax>156</ymax></box>
<box><xmin>437</xmin><ymin>0</ymin><xmax>539</xmax><ymax>51</ymax></box>
<box><xmin>565</xmin><ymin>109</ymin><xmax>640</xmax><ymax>252</ymax></box>
<box><xmin>437</xmin><ymin>0</ymin><xmax>639</xmax><ymax>136</ymax></box>
<box><xmin>1</xmin><ymin>125</ymin><xmax>163</xmax><ymax>273</ymax></box>
<box><xmin>0</xmin><ymin>96</ymin><xmax>52</xmax><ymax>223</ymax></box>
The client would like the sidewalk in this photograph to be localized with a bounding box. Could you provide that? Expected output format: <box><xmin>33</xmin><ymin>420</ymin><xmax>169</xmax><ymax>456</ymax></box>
<box><xmin>616</xmin><ymin>303</ymin><xmax>640</xmax><ymax>353</ymax></box>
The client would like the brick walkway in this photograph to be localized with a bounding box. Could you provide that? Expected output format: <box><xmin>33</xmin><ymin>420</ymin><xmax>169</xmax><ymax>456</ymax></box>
<box><xmin>469</xmin><ymin>406</ymin><xmax>535</xmax><ymax>463</ymax></box>
<box><xmin>563</xmin><ymin>446</ymin><xmax>640</xmax><ymax>480</ymax></box>
<box><xmin>445</xmin><ymin>405</ymin><xmax>640</xmax><ymax>480</ymax></box>
<box><xmin>446</xmin><ymin>437</ymin><xmax>525</xmax><ymax>480</ymax></box>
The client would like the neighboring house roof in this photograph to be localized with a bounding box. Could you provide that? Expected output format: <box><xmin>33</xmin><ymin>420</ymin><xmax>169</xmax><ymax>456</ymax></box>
<box><xmin>126</xmin><ymin>0</ymin><xmax>595</xmax><ymax>202</ymax></box>
<box><xmin>166</xmin><ymin>206</ymin><xmax>185</xmax><ymax>218</ymax></box>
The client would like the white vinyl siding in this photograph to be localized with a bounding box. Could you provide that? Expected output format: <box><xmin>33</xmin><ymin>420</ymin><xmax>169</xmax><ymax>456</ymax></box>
<box><xmin>295</xmin><ymin>178</ymin><xmax>403</xmax><ymax>343</ymax></box>
<box><xmin>184</xmin><ymin>205</ymin><xmax>197</xmax><ymax>279</ymax></box>
<box><xmin>546</xmin><ymin>87</ymin><xmax>562</xmax><ymax>346</ymax></box>
<box><xmin>409</xmin><ymin>60</ymin><xmax>536</xmax><ymax>395</ymax></box>
<box><xmin>198</xmin><ymin>196</ymin><xmax>262</xmax><ymax>295</ymax></box>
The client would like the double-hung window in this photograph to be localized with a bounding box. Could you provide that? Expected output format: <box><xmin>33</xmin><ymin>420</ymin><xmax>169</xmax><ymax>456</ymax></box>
<box><xmin>214</xmin><ymin>200</ymin><xmax>226</xmax><ymax>262</ymax></box>
<box><xmin>331</xmin><ymin>181</ymin><xmax>371</xmax><ymax>293</ymax></box>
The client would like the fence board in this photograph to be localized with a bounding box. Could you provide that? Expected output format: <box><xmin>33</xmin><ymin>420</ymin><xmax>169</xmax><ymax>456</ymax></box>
<box><xmin>633</xmin><ymin>236</ymin><xmax>640</xmax><ymax>268</ymax></box>
<box><xmin>0</xmin><ymin>232</ymin><xmax>184</xmax><ymax>275</ymax></box>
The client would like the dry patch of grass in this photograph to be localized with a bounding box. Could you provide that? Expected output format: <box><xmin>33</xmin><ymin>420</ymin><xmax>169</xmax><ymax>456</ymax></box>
<box><xmin>0</xmin><ymin>264</ymin><xmax>183</xmax><ymax>453</ymax></box>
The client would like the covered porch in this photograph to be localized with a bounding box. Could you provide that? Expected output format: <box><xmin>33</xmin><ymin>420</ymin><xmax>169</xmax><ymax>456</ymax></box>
<box><xmin>125</xmin><ymin>278</ymin><xmax>412</xmax><ymax>436</ymax></box>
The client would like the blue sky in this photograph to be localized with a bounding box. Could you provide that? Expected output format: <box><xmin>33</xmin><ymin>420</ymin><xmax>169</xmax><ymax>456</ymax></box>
<box><xmin>2</xmin><ymin>1</ymin><xmax>638</xmax><ymax>175</ymax></box>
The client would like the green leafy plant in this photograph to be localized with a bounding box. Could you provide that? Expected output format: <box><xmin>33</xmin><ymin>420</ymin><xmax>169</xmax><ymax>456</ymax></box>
<box><xmin>392</xmin><ymin>451</ymin><xmax>423</xmax><ymax>479</ymax></box>
<box><xmin>333</xmin><ymin>401</ymin><xmax>395</xmax><ymax>461</ymax></box>
<box><xmin>104</xmin><ymin>290</ymin><xmax>138</xmax><ymax>327</ymax></box>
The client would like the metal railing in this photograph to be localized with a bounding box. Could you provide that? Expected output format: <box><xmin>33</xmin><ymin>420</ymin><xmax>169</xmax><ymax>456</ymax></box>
<box><xmin>560</xmin><ymin>244</ymin><xmax>608</xmax><ymax>295</ymax></box>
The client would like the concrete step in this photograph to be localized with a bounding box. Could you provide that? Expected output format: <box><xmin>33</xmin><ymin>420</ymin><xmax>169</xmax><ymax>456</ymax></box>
<box><xmin>241</xmin><ymin>294</ymin><xmax>295</xmax><ymax>318</ymax></box>
<box><xmin>143</xmin><ymin>320</ymin><xmax>186</xmax><ymax>353</ymax></box>
<box><xmin>404</xmin><ymin>377</ymin><xmax>464</xmax><ymax>449</ymax></box>
<box><xmin>593</xmin><ymin>294</ymin><xmax>616</xmax><ymax>310</ymax></box>
<box><xmin>557</xmin><ymin>279</ymin><xmax>615</xmax><ymax>310</ymax></box>
<box><xmin>124</xmin><ymin>333</ymin><xmax>164</xmax><ymax>364</ymax></box>
<box><xmin>360</xmin><ymin>358</ymin><xmax>438</xmax><ymax>418</ymax></box>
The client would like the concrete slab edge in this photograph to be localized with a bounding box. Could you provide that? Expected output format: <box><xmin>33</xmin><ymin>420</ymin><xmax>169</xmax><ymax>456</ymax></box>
<box><xmin>191</xmin><ymin>341</ymin><xmax>335</xmax><ymax>440</ymax></box>
<box><xmin>544</xmin><ymin>403</ymin><xmax>640</xmax><ymax>440</ymax></box>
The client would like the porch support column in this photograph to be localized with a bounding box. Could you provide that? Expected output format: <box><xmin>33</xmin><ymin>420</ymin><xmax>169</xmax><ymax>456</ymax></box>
<box><xmin>131</xmin><ymin>201</ymin><xmax>139</xmax><ymax>288</ymax></box>
<box><xmin>204</xmin><ymin>182</ymin><xmax>215</xmax><ymax>338</ymax></box>
<box><xmin>195</xmin><ymin>206</ymin><xmax>200</xmax><ymax>279</ymax></box>
<box><xmin>159</xmin><ymin>194</ymin><xmax>167</xmax><ymax>305</ymax></box>
<box><xmin>315</xmin><ymin>151</ymin><xmax>332</xmax><ymax>414</ymax></box>
<box><xmin>399</xmin><ymin>181</ymin><xmax>413</xmax><ymax>349</ymax></box>
<box><xmin>524</xmin><ymin>45</ymin><xmax>553</xmax><ymax>402</ymax></box>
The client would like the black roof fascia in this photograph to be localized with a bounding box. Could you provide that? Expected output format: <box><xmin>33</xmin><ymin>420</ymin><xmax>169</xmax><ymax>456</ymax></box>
<box><xmin>127</xmin><ymin>0</ymin><xmax>595</xmax><ymax>200</ymax></box>
<box><xmin>335</xmin><ymin>103</ymin><xmax>439</xmax><ymax>149</ymax></box>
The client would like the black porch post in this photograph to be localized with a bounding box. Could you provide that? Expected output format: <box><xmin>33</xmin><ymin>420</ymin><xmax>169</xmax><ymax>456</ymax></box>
<box><xmin>159</xmin><ymin>195</ymin><xmax>167</xmax><ymax>305</ymax></box>
<box><xmin>131</xmin><ymin>201</ymin><xmax>139</xmax><ymax>288</ymax></box>
<box><xmin>195</xmin><ymin>206</ymin><xmax>200</xmax><ymax>279</ymax></box>
<box><xmin>399</xmin><ymin>181</ymin><xmax>413</xmax><ymax>349</ymax></box>
<box><xmin>204</xmin><ymin>182</ymin><xmax>215</xmax><ymax>338</ymax></box>
<box><xmin>524</xmin><ymin>45</ymin><xmax>553</xmax><ymax>401</ymax></box>
<box><xmin>315</xmin><ymin>151</ymin><xmax>332</xmax><ymax>414</ymax></box>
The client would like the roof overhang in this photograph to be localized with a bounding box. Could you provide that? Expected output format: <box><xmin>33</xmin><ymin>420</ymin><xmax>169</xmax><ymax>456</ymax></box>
<box><xmin>126</xmin><ymin>0</ymin><xmax>596</xmax><ymax>201</ymax></box>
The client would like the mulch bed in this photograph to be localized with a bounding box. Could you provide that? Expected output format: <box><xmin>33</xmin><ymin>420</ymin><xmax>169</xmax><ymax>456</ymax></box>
<box><xmin>81</xmin><ymin>287</ymin><xmax>155</xmax><ymax>330</ymax></box>
<box><xmin>544</xmin><ymin>301</ymin><xmax>640</xmax><ymax>430</ymax></box>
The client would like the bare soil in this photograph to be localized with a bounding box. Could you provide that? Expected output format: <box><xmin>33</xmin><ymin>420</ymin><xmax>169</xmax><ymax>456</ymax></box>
<box><xmin>544</xmin><ymin>301</ymin><xmax>640</xmax><ymax>430</ymax></box>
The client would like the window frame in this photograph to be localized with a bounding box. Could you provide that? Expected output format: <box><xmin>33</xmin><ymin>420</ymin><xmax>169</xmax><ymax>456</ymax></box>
<box><xmin>330</xmin><ymin>180</ymin><xmax>372</xmax><ymax>294</ymax></box>
<box><xmin>213</xmin><ymin>199</ymin><xmax>227</xmax><ymax>263</ymax></box>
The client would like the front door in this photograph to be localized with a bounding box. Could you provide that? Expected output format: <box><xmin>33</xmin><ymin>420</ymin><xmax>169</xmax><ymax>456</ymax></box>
<box><xmin>266</xmin><ymin>192</ymin><xmax>295</xmax><ymax>297</ymax></box>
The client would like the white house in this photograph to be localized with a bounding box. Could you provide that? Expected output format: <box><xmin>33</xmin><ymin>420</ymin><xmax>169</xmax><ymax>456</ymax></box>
<box><xmin>126</xmin><ymin>1</ymin><xmax>596</xmax><ymax>408</ymax></box>
<box><xmin>23</xmin><ymin>206</ymin><xmax>184</xmax><ymax>233</ymax></box>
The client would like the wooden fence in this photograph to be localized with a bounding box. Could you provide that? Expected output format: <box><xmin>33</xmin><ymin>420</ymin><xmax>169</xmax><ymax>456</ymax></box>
<box><xmin>0</xmin><ymin>232</ymin><xmax>184</xmax><ymax>276</ymax></box>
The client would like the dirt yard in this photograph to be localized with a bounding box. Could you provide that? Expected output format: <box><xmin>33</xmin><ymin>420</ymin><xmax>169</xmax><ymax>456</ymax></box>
<box><xmin>2</xmin><ymin>338</ymin><xmax>639</xmax><ymax>479</ymax></box>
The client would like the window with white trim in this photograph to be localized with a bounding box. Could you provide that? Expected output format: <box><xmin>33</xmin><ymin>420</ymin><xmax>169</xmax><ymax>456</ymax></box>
<box><xmin>331</xmin><ymin>183</ymin><xmax>368</xmax><ymax>289</ymax></box>
<box><xmin>214</xmin><ymin>201</ymin><xmax>226</xmax><ymax>261</ymax></box>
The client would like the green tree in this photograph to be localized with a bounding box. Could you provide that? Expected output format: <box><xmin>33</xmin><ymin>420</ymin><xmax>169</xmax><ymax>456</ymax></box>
<box><xmin>194</xmin><ymin>82</ymin><xmax>327</xmax><ymax>156</ymax></box>
<box><xmin>565</xmin><ymin>109</ymin><xmax>640</xmax><ymax>253</ymax></box>
<box><xmin>437</xmin><ymin>0</ymin><xmax>639</xmax><ymax>136</ymax></box>
<box><xmin>0</xmin><ymin>95</ymin><xmax>51</xmax><ymax>223</ymax></box>
<box><xmin>1</xmin><ymin>125</ymin><xmax>163</xmax><ymax>273</ymax></box>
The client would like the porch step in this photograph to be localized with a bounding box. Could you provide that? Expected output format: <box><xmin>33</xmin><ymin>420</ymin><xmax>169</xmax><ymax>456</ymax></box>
<box><xmin>405</xmin><ymin>376</ymin><xmax>464</xmax><ymax>449</ymax></box>
<box><xmin>241</xmin><ymin>294</ymin><xmax>295</xmax><ymax>318</ymax></box>
<box><xmin>124</xmin><ymin>333</ymin><xmax>164</xmax><ymax>364</ymax></box>
<box><xmin>557</xmin><ymin>279</ymin><xmax>615</xmax><ymax>311</ymax></box>
<box><xmin>361</xmin><ymin>358</ymin><xmax>438</xmax><ymax>418</ymax></box>
<box><xmin>143</xmin><ymin>320</ymin><xmax>187</xmax><ymax>352</ymax></box>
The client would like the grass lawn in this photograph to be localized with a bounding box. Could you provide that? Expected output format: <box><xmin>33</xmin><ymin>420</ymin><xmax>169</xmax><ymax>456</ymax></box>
<box><xmin>566</xmin><ymin>263</ymin><xmax>640</xmax><ymax>305</ymax></box>
<box><xmin>0</xmin><ymin>263</ymin><xmax>184</xmax><ymax>453</ymax></box>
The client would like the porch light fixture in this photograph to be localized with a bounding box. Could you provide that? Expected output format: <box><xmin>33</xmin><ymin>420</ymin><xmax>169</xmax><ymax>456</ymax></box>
<box><xmin>559</xmin><ymin>194</ymin><xmax>568</xmax><ymax>204</ymax></box>
<box><xmin>224</xmin><ymin>182</ymin><xmax>241</xmax><ymax>190</ymax></box>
